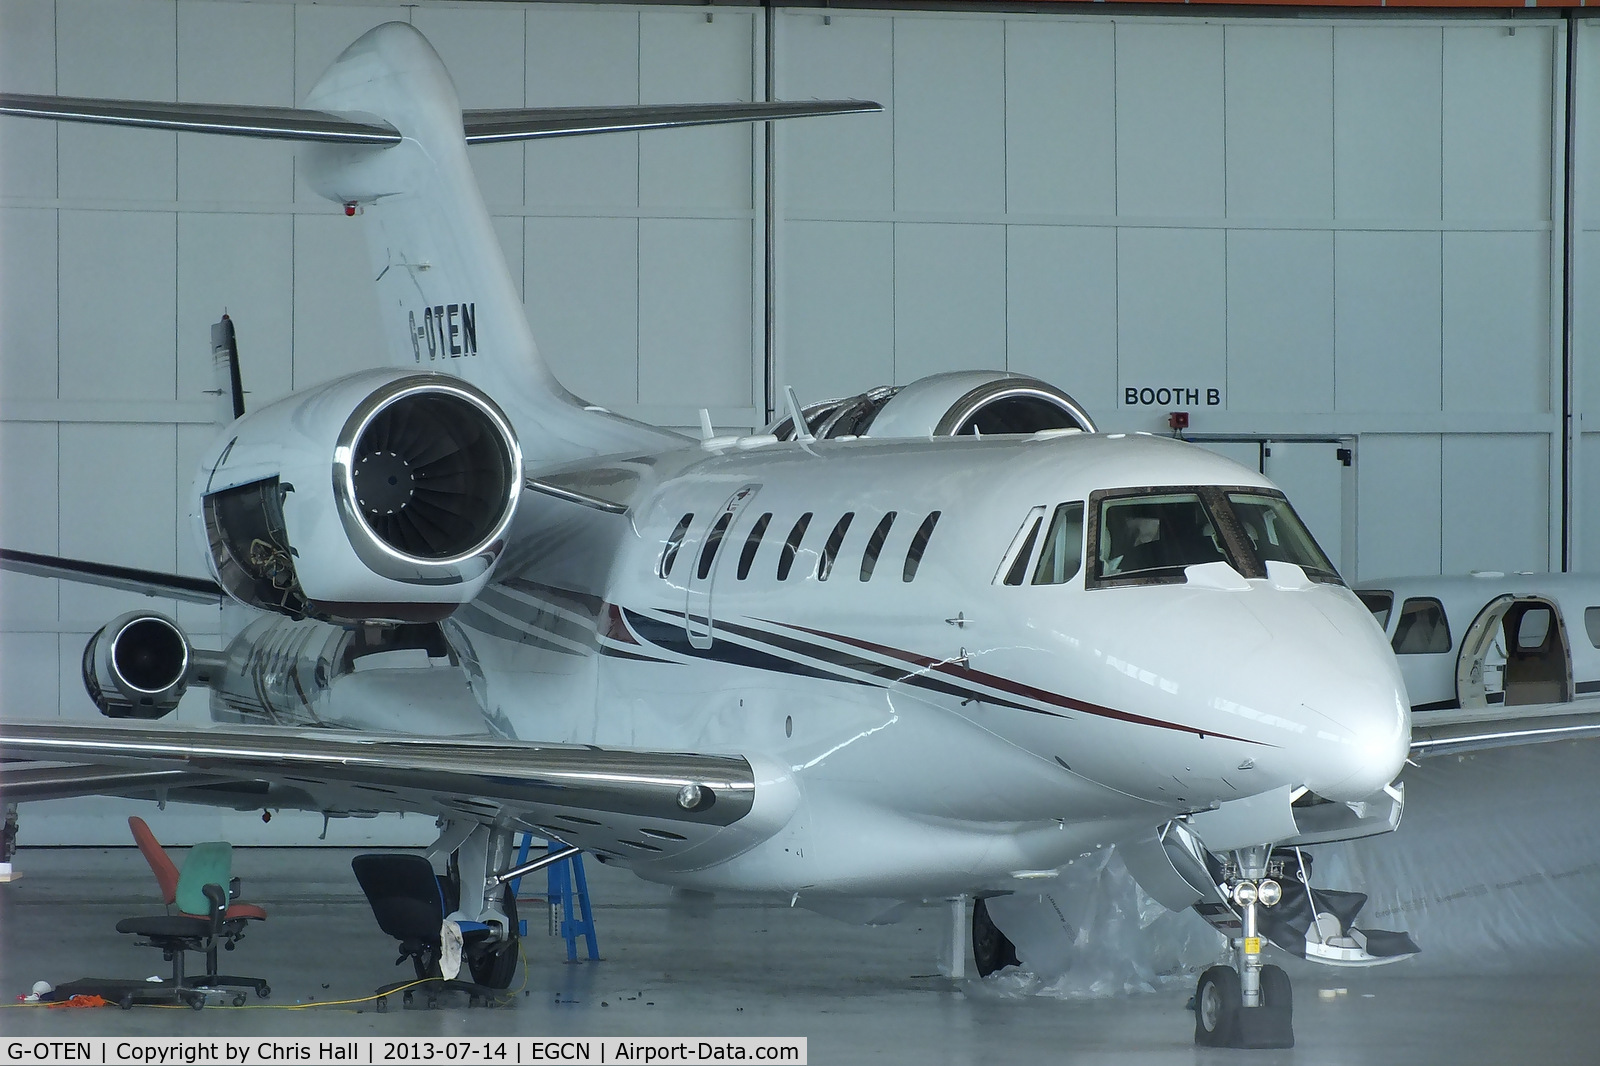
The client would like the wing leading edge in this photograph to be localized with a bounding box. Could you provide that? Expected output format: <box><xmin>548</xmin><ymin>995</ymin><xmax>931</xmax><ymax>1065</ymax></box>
<box><xmin>1409</xmin><ymin>705</ymin><xmax>1600</xmax><ymax>759</ymax></box>
<box><xmin>0</xmin><ymin>721</ymin><xmax>773</xmax><ymax>870</ymax></box>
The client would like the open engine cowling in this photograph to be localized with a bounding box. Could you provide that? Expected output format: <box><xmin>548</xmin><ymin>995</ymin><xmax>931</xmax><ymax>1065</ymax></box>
<box><xmin>768</xmin><ymin>371</ymin><xmax>1096</xmax><ymax>441</ymax></box>
<box><xmin>83</xmin><ymin>611</ymin><xmax>192</xmax><ymax>718</ymax></box>
<box><xmin>194</xmin><ymin>369</ymin><xmax>522</xmax><ymax>624</ymax></box>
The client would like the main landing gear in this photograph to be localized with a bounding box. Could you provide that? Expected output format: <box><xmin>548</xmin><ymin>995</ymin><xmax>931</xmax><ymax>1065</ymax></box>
<box><xmin>1193</xmin><ymin>846</ymin><xmax>1293</xmax><ymax>1049</ymax></box>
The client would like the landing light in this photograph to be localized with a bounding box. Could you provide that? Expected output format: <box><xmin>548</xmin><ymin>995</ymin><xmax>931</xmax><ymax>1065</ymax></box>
<box><xmin>1258</xmin><ymin>879</ymin><xmax>1283</xmax><ymax>907</ymax></box>
<box><xmin>1232</xmin><ymin>882</ymin><xmax>1258</xmax><ymax>907</ymax></box>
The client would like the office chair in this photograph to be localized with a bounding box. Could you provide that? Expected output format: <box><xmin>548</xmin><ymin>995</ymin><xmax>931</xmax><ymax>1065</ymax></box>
<box><xmin>351</xmin><ymin>852</ymin><xmax>510</xmax><ymax>1009</ymax></box>
<box><xmin>118</xmin><ymin>819</ymin><xmax>270</xmax><ymax>1006</ymax></box>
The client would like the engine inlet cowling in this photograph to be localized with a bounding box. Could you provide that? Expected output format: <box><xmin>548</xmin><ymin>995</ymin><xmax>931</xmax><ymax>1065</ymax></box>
<box><xmin>83</xmin><ymin>611</ymin><xmax>191</xmax><ymax>719</ymax></box>
<box><xmin>339</xmin><ymin>385</ymin><xmax>519</xmax><ymax>566</ymax></box>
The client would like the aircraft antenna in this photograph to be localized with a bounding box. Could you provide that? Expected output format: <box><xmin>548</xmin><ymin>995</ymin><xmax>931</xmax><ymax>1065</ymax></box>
<box><xmin>784</xmin><ymin>386</ymin><xmax>814</xmax><ymax>442</ymax></box>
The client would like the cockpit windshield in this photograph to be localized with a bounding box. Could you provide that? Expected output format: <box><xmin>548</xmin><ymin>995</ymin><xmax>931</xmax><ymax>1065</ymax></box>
<box><xmin>1226</xmin><ymin>492</ymin><xmax>1339</xmax><ymax>579</ymax></box>
<box><xmin>1098</xmin><ymin>493</ymin><xmax>1228</xmax><ymax>577</ymax></box>
<box><xmin>1088</xmin><ymin>486</ymin><xmax>1342</xmax><ymax>588</ymax></box>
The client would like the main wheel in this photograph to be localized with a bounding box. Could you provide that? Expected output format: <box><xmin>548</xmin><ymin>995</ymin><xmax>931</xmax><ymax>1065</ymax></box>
<box><xmin>468</xmin><ymin>892</ymin><xmax>520</xmax><ymax>989</ymax></box>
<box><xmin>1194</xmin><ymin>965</ymin><xmax>1242</xmax><ymax>1047</ymax></box>
<box><xmin>971</xmin><ymin>897</ymin><xmax>1021</xmax><ymax>977</ymax></box>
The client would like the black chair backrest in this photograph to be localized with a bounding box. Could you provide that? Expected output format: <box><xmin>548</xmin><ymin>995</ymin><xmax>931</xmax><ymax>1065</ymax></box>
<box><xmin>352</xmin><ymin>854</ymin><xmax>451</xmax><ymax>944</ymax></box>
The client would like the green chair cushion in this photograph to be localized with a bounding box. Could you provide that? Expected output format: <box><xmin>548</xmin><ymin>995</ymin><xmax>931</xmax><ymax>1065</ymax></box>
<box><xmin>175</xmin><ymin>841</ymin><xmax>232</xmax><ymax>916</ymax></box>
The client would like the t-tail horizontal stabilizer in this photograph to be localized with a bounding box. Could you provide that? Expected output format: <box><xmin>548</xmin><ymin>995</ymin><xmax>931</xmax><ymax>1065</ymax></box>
<box><xmin>0</xmin><ymin>93</ymin><xmax>879</xmax><ymax>144</ymax></box>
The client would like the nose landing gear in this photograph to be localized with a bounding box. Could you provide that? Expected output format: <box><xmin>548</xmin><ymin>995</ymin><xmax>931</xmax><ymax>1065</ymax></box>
<box><xmin>1193</xmin><ymin>846</ymin><xmax>1294</xmax><ymax>1049</ymax></box>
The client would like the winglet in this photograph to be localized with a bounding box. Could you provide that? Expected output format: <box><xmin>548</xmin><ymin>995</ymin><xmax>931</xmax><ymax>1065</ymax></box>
<box><xmin>784</xmin><ymin>386</ymin><xmax>814</xmax><ymax>442</ymax></box>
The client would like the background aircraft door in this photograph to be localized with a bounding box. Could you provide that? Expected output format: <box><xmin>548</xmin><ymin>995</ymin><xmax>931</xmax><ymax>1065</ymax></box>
<box><xmin>1455</xmin><ymin>595</ymin><xmax>1571</xmax><ymax>709</ymax></box>
<box><xmin>685</xmin><ymin>484</ymin><xmax>760</xmax><ymax>649</ymax></box>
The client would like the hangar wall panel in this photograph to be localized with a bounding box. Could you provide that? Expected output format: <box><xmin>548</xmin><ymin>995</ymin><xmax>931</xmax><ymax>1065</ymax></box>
<box><xmin>782</xmin><ymin>221</ymin><xmax>895</xmax><ymax>402</ymax></box>
<box><xmin>775</xmin><ymin>9</ymin><xmax>1568</xmax><ymax>583</ymax></box>
<box><xmin>893</xmin><ymin>223</ymin><xmax>1006</xmax><ymax>379</ymax></box>
<box><xmin>1357</xmin><ymin>435</ymin><xmax>1443</xmax><ymax>579</ymax></box>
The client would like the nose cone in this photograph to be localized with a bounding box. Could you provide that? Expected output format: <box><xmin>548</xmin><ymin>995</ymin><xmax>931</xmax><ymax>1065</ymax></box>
<box><xmin>1244</xmin><ymin>587</ymin><xmax>1411</xmax><ymax>801</ymax></box>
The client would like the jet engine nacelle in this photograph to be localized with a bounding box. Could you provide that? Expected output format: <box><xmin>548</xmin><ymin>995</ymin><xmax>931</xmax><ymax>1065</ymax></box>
<box><xmin>769</xmin><ymin>371</ymin><xmax>1096</xmax><ymax>441</ymax></box>
<box><xmin>193</xmin><ymin>369</ymin><xmax>522</xmax><ymax>625</ymax></box>
<box><xmin>83</xmin><ymin>611</ymin><xmax>191</xmax><ymax>719</ymax></box>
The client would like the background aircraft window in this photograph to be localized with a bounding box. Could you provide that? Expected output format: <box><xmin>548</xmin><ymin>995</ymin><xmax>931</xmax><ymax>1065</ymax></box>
<box><xmin>1097</xmin><ymin>493</ymin><xmax>1227</xmax><ymax>579</ymax></box>
<box><xmin>1586</xmin><ymin>607</ymin><xmax>1600</xmax><ymax>649</ymax></box>
<box><xmin>737</xmin><ymin>513</ymin><xmax>772</xmax><ymax>581</ymax></box>
<box><xmin>777</xmin><ymin>513</ymin><xmax>813</xmax><ymax>581</ymax></box>
<box><xmin>1003</xmin><ymin>516</ymin><xmax>1043</xmax><ymax>586</ymax></box>
<box><xmin>1225</xmin><ymin>492</ymin><xmax>1339</xmax><ymax>580</ymax></box>
<box><xmin>697</xmin><ymin>512</ymin><xmax>734</xmax><ymax>580</ymax></box>
<box><xmin>1516</xmin><ymin>606</ymin><xmax>1552</xmax><ymax>650</ymax></box>
<box><xmin>859</xmin><ymin>512</ymin><xmax>897</xmax><ymax>581</ymax></box>
<box><xmin>1391</xmin><ymin>598</ymin><xmax>1451</xmax><ymax>655</ymax></box>
<box><xmin>1032</xmin><ymin>502</ymin><xmax>1084</xmax><ymax>585</ymax></box>
<box><xmin>659</xmin><ymin>513</ymin><xmax>693</xmax><ymax>577</ymax></box>
<box><xmin>818</xmin><ymin>513</ymin><xmax>855</xmax><ymax>581</ymax></box>
<box><xmin>904</xmin><ymin>511</ymin><xmax>941</xmax><ymax>582</ymax></box>
<box><xmin>1357</xmin><ymin>590</ymin><xmax>1394</xmax><ymax>630</ymax></box>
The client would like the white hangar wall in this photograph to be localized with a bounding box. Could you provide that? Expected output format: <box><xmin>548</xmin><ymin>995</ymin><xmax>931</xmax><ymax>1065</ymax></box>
<box><xmin>0</xmin><ymin>0</ymin><xmax>1596</xmax><ymax>843</ymax></box>
<box><xmin>773</xmin><ymin>10</ymin><xmax>1581</xmax><ymax>582</ymax></box>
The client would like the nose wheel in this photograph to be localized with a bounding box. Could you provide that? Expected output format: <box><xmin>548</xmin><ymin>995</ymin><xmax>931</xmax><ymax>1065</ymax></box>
<box><xmin>1193</xmin><ymin>846</ymin><xmax>1294</xmax><ymax>1049</ymax></box>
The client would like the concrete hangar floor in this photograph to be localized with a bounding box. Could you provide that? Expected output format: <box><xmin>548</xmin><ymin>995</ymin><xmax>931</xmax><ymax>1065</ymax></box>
<box><xmin>4</xmin><ymin>830</ymin><xmax>1600</xmax><ymax>1064</ymax></box>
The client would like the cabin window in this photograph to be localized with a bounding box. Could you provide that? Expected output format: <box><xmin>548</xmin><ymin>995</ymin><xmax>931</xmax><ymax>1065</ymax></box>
<box><xmin>1032</xmin><ymin>502</ymin><xmax>1084</xmax><ymax>585</ymax></box>
<box><xmin>1516</xmin><ymin>606</ymin><xmax>1552</xmax><ymax>650</ymax></box>
<box><xmin>1585</xmin><ymin>607</ymin><xmax>1600</xmax><ymax>650</ymax></box>
<box><xmin>904</xmin><ymin>511</ymin><xmax>941</xmax><ymax>582</ymax></box>
<box><xmin>737</xmin><ymin>513</ymin><xmax>772</xmax><ymax>580</ymax></box>
<box><xmin>1392</xmin><ymin>597</ymin><xmax>1451</xmax><ymax>655</ymax></box>
<box><xmin>697</xmin><ymin>511</ymin><xmax>734</xmax><ymax>580</ymax></box>
<box><xmin>818</xmin><ymin>513</ymin><xmax>855</xmax><ymax>581</ymax></box>
<box><xmin>1001</xmin><ymin>512</ymin><xmax>1044</xmax><ymax>586</ymax></box>
<box><xmin>859</xmin><ymin>512</ymin><xmax>897</xmax><ymax>581</ymax></box>
<box><xmin>1358</xmin><ymin>590</ymin><xmax>1394</xmax><ymax>630</ymax></box>
<box><xmin>659</xmin><ymin>513</ymin><xmax>693</xmax><ymax>577</ymax></box>
<box><xmin>777</xmin><ymin>513</ymin><xmax>813</xmax><ymax>581</ymax></box>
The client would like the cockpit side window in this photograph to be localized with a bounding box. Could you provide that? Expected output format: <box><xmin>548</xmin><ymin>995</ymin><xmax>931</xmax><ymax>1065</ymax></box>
<box><xmin>1031</xmin><ymin>502</ymin><xmax>1084</xmax><ymax>586</ymax></box>
<box><xmin>1392</xmin><ymin>597</ymin><xmax>1451</xmax><ymax>655</ymax></box>
<box><xmin>997</xmin><ymin>507</ymin><xmax>1045</xmax><ymax>586</ymax></box>
<box><xmin>1358</xmin><ymin>590</ymin><xmax>1394</xmax><ymax>631</ymax></box>
<box><xmin>1093</xmin><ymin>492</ymin><xmax>1227</xmax><ymax>584</ymax></box>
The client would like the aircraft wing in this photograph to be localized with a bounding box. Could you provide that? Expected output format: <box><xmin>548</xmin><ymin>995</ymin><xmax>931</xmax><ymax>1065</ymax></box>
<box><xmin>0</xmin><ymin>548</ymin><xmax>223</xmax><ymax>605</ymax></box>
<box><xmin>0</xmin><ymin>721</ymin><xmax>765</xmax><ymax>869</ymax></box>
<box><xmin>1409</xmin><ymin>704</ymin><xmax>1600</xmax><ymax>758</ymax></box>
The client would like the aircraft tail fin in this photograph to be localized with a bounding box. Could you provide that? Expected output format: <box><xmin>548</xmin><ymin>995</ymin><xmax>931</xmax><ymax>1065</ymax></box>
<box><xmin>1</xmin><ymin>23</ymin><xmax>878</xmax><ymax>462</ymax></box>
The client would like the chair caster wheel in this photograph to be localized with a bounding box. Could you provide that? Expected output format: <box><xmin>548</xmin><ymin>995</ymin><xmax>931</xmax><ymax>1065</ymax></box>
<box><xmin>402</xmin><ymin>990</ymin><xmax>414</xmax><ymax>1008</ymax></box>
<box><xmin>119</xmin><ymin>995</ymin><xmax>134</xmax><ymax>1011</ymax></box>
<box><xmin>189</xmin><ymin>996</ymin><xmax>205</xmax><ymax>1011</ymax></box>
<box><xmin>257</xmin><ymin>986</ymin><xmax>271</xmax><ymax>1000</ymax></box>
<box><xmin>232</xmin><ymin>994</ymin><xmax>247</xmax><ymax>1007</ymax></box>
<box><xmin>375</xmin><ymin>996</ymin><xmax>388</xmax><ymax>1014</ymax></box>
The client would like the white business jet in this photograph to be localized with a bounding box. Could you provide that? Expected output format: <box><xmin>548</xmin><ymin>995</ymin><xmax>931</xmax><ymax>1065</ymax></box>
<box><xmin>1</xmin><ymin>22</ymin><xmax>1592</xmax><ymax>1048</ymax></box>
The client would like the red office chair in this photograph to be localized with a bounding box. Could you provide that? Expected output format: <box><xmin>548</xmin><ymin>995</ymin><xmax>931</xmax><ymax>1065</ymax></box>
<box><xmin>122</xmin><ymin>817</ymin><xmax>270</xmax><ymax>1004</ymax></box>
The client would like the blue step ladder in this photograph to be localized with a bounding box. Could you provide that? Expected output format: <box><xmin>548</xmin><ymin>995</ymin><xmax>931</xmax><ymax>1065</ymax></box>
<box><xmin>512</xmin><ymin>833</ymin><xmax>599</xmax><ymax>962</ymax></box>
